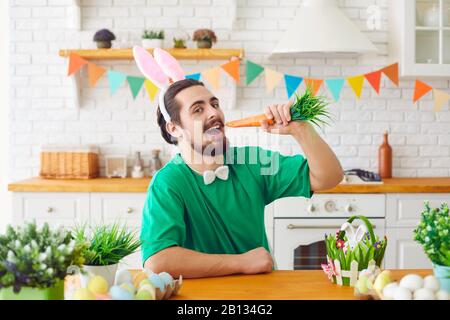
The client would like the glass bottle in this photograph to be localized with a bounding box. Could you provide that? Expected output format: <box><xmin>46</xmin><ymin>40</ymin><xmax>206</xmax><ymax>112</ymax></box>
<box><xmin>149</xmin><ymin>149</ymin><xmax>162</xmax><ymax>177</ymax></box>
<box><xmin>378</xmin><ymin>131</ymin><xmax>392</xmax><ymax>179</ymax></box>
<box><xmin>131</xmin><ymin>151</ymin><xmax>144</xmax><ymax>178</ymax></box>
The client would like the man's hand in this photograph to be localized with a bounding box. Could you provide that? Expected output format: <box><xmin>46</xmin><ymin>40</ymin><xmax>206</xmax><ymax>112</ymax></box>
<box><xmin>260</xmin><ymin>100</ymin><xmax>303</xmax><ymax>135</ymax></box>
<box><xmin>237</xmin><ymin>247</ymin><xmax>273</xmax><ymax>275</ymax></box>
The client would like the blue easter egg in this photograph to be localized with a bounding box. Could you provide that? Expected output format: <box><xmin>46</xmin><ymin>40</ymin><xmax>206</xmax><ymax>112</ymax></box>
<box><xmin>149</xmin><ymin>274</ymin><xmax>165</xmax><ymax>292</ymax></box>
<box><xmin>158</xmin><ymin>272</ymin><xmax>174</xmax><ymax>287</ymax></box>
<box><xmin>109</xmin><ymin>285</ymin><xmax>134</xmax><ymax>300</ymax></box>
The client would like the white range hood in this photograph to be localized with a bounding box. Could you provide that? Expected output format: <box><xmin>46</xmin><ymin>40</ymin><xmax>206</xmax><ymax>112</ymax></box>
<box><xmin>271</xmin><ymin>0</ymin><xmax>378</xmax><ymax>57</ymax></box>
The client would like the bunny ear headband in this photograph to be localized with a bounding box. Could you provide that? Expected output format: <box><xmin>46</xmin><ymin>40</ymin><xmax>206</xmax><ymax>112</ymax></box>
<box><xmin>133</xmin><ymin>46</ymin><xmax>186</xmax><ymax>123</ymax></box>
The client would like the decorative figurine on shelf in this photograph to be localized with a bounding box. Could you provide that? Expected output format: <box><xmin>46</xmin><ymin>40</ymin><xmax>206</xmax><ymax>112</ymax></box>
<box><xmin>131</xmin><ymin>151</ymin><xmax>144</xmax><ymax>178</ymax></box>
<box><xmin>192</xmin><ymin>28</ymin><xmax>217</xmax><ymax>49</ymax></box>
<box><xmin>105</xmin><ymin>155</ymin><xmax>127</xmax><ymax>178</ymax></box>
<box><xmin>149</xmin><ymin>149</ymin><xmax>162</xmax><ymax>177</ymax></box>
<box><xmin>93</xmin><ymin>29</ymin><xmax>116</xmax><ymax>49</ymax></box>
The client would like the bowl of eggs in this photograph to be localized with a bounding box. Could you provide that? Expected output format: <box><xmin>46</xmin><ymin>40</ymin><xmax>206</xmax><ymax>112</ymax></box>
<box><xmin>71</xmin><ymin>269</ymin><xmax>183</xmax><ymax>300</ymax></box>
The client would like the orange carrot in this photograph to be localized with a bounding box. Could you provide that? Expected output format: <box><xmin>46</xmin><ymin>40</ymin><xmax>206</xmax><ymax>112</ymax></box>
<box><xmin>225</xmin><ymin>114</ymin><xmax>275</xmax><ymax>128</ymax></box>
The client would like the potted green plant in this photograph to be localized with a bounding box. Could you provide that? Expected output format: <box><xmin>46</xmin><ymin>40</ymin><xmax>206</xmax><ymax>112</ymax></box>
<box><xmin>142</xmin><ymin>30</ymin><xmax>165</xmax><ymax>49</ymax></box>
<box><xmin>0</xmin><ymin>221</ymin><xmax>86</xmax><ymax>300</ymax></box>
<box><xmin>93</xmin><ymin>29</ymin><xmax>116</xmax><ymax>49</ymax></box>
<box><xmin>172</xmin><ymin>30</ymin><xmax>189</xmax><ymax>49</ymax></box>
<box><xmin>192</xmin><ymin>28</ymin><xmax>217</xmax><ymax>49</ymax></box>
<box><xmin>73</xmin><ymin>223</ymin><xmax>140</xmax><ymax>288</ymax></box>
<box><xmin>414</xmin><ymin>202</ymin><xmax>450</xmax><ymax>292</ymax></box>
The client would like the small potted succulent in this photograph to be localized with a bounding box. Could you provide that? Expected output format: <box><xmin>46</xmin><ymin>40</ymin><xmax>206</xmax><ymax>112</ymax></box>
<box><xmin>414</xmin><ymin>202</ymin><xmax>450</xmax><ymax>292</ymax></box>
<box><xmin>73</xmin><ymin>223</ymin><xmax>140</xmax><ymax>288</ymax></box>
<box><xmin>172</xmin><ymin>30</ymin><xmax>189</xmax><ymax>49</ymax></box>
<box><xmin>93</xmin><ymin>29</ymin><xmax>116</xmax><ymax>49</ymax></box>
<box><xmin>0</xmin><ymin>221</ymin><xmax>86</xmax><ymax>300</ymax></box>
<box><xmin>142</xmin><ymin>30</ymin><xmax>165</xmax><ymax>49</ymax></box>
<box><xmin>192</xmin><ymin>28</ymin><xmax>217</xmax><ymax>49</ymax></box>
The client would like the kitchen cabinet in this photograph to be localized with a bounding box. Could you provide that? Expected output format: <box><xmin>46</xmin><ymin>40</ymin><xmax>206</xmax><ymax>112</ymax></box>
<box><xmin>389</xmin><ymin>0</ymin><xmax>450</xmax><ymax>77</ymax></box>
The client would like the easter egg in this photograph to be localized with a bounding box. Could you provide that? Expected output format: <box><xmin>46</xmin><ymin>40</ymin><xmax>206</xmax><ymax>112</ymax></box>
<box><xmin>414</xmin><ymin>288</ymin><xmax>435</xmax><ymax>300</ymax></box>
<box><xmin>120</xmin><ymin>282</ymin><xmax>136</xmax><ymax>295</ymax></box>
<box><xmin>149</xmin><ymin>273</ymin><xmax>166</xmax><ymax>292</ymax></box>
<box><xmin>159</xmin><ymin>272</ymin><xmax>174</xmax><ymax>287</ymax></box>
<box><xmin>136</xmin><ymin>288</ymin><xmax>155</xmax><ymax>300</ymax></box>
<box><xmin>109</xmin><ymin>285</ymin><xmax>134</xmax><ymax>300</ymax></box>
<box><xmin>94</xmin><ymin>293</ymin><xmax>112</xmax><ymax>300</ymax></box>
<box><xmin>382</xmin><ymin>282</ymin><xmax>399</xmax><ymax>299</ymax></box>
<box><xmin>88</xmin><ymin>275</ymin><xmax>109</xmax><ymax>295</ymax></box>
<box><xmin>423</xmin><ymin>275</ymin><xmax>440</xmax><ymax>292</ymax></box>
<box><xmin>393</xmin><ymin>287</ymin><xmax>412</xmax><ymax>300</ymax></box>
<box><xmin>436</xmin><ymin>290</ymin><xmax>449</xmax><ymax>300</ymax></box>
<box><xmin>399</xmin><ymin>274</ymin><xmax>423</xmax><ymax>291</ymax></box>
<box><xmin>132</xmin><ymin>271</ymin><xmax>148</xmax><ymax>288</ymax></box>
<box><xmin>73</xmin><ymin>288</ymin><xmax>96</xmax><ymax>300</ymax></box>
<box><xmin>139</xmin><ymin>279</ymin><xmax>153</xmax><ymax>289</ymax></box>
<box><xmin>115</xmin><ymin>269</ymin><xmax>133</xmax><ymax>286</ymax></box>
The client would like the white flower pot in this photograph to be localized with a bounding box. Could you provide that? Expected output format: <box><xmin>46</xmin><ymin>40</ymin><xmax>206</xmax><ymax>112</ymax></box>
<box><xmin>79</xmin><ymin>264</ymin><xmax>119</xmax><ymax>288</ymax></box>
<box><xmin>141</xmin><ymin>39</ymin><xmax>163</xmax><ymax>49</ymax></box>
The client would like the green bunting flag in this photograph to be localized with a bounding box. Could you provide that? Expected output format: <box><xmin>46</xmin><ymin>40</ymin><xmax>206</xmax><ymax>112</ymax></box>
<box><xmin>127</xmin><ymin>76</ymin><xmax>145</xmax><ymax>99</ymax></box>
<box><xmin>246</xmin><ymin>60</ymin><xmax>265</xmax><ymax>85</ymax></box>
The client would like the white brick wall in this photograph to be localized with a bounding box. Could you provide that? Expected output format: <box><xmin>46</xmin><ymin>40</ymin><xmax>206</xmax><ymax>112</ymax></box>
<box><xmin>8</xmin><ymin>0</ymin><xmax>450</xmax><ymax>180</ymax></box>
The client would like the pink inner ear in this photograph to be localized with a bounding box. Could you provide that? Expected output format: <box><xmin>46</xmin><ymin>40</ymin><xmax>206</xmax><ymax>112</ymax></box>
<box><xmin>154</xmin><ymin>48</ymin><xmax>186</xmax><ymax>82</ymax></box>
<box><xmin>133</xmin><ymin>46</ymin><xmax>169</xmax><ymax>88</ymax></box>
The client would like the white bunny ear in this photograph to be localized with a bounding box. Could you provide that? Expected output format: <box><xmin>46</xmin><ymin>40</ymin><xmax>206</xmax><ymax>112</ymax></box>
<box><xmin>133</xmin><ymin>46</ymin><xmax>170</xmax><ymax>89</ymax></box>
<box><xmin>153</xmin><ymin>48</ymin><xmax>186</xmax><ymax>82</ymax></box>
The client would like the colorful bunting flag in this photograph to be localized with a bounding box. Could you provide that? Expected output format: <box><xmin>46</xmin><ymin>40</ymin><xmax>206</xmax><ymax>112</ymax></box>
<box><xmin>364</xmin><ymin>70</ymin><xmax>382</xmax><ymax>94</ymax></box>
<box><xmin>305</xmin><ymin>79</ymin><xmax>324</xmax><ymax>96</ymax></box>
<box><xmin>265</xmin><ymin>68</ymin><xmax>284</xmax><ymax>93</ymax></box>
<box><xmin>246</xmin><ymin>60</ymin><xmax>265</xmax><ymax>85</ymax></box>
<box><xmin>433</xmin><ymin>89</ymin><xmax>450</xmax><ymax>113</ymax></box>
<box><xmin>347</xmin><ymin>75</ymin><xmax>365</xmax><ymax>99</ymax></box>
<box><xmin>381</xmin><ymin>63</ymin><xmax>399</xmax><ymax>86</ymax></box>
<box><xmin>144</xmin><ymin>80</ymin><xmax>159</xmax><ymax>101</ymax></box>
<box><xmin>203</xmin><ymin>67</ymin><xmax>221</xmax><ymax>90</ymax></box>
<box><xmin>221</xmin><ymin>59</ymin><xmax>240</xmax><ymax>83</ymax></box>
<box><xmin>68</xmin><ymin>53</ymin><xmax>88</xmax><ymax>76</ymax></box>
<box><xmin>186</xmin><ymin>73</ymin><xmax>201</xmax><ymax>81</ymax></box>
<box><xmin>325</xmin><ymin>78</ymin><xmax>345</xmax><ymax>101</ymax></box>
<box><xmin>127</xmin><ymin>76</ymin><xmax>145</xmax><ymax>99</ymax></box>
<box><xmin>87</xmin><ymin>63</ymin><xmax>106</xmax><ymax>87</ymax></box>
<box><xmin>413</xmin><ymin>80</ymin><xmax>433</xmax><ymax>103</ymax></box>
<box><xmin>284</xmin><ymin>74</ymin><xmax>303</xmax><ymax>99</ymax></box>
<box><xmin>107</xmin><ymin>70</ymin><xmax>127</xmax><ymax>96</ymax></box>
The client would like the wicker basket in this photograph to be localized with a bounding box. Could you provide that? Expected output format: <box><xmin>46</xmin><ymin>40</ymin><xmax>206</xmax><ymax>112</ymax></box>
<box><xmin>40</xmin><ymin>145</ymin><xmax>99</xmax><ymax>179</ymax></box>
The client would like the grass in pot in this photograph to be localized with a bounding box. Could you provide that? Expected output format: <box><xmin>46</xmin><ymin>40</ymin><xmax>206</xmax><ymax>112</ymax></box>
<box><xmin>73</xmin><ymin>223</ymin><xmax>140</xmax><ymax>288</ymax></box>
<box><xmin>142</xmin><ymin>30</ymin><xmax>165</xmax><ymax>49</ymax></box>
<box><xmin>93</xmin><ymin>29</ymin><xmax>116</xmax><ymax>49</ymax></box>
<box><xmin>0</xmin><ymin>221</ymin><xmax>86</xmax><ymax>300</ymax></box>
<box><xmin>192</xmin><ymin>28</ymin><xmax>217</xmax><ymax>49</ymax></box>
<box><xmin>414</xmin><ymin>202</ymin><xmax>450</xmax><ymax>292</ymax></box>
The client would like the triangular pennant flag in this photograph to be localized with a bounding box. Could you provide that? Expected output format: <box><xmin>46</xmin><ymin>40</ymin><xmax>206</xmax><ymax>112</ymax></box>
<box><xmin>264</xmin><ymin>68</ymin><xmax>284</xmax><ymax>92</ymax></box>
<box><xmin>186</xmin><ymin>73</ymin><xmax>201</xmax><ymax>81</ymax></box>
<box><xmin>347</xmin><ymin>75</ymin><xmax>365</xmax><ymax>99</ymax></box>
<box><xmin>413</xmin><ymin>80</ymin><xmax>433</xmax><ymax>103</ymax></box>
<box><xmin>364</xmin><ymin>70</ymin><xmax>382</xmax><ymax>94</ymax></box>
<box><xmin>381</xmin><ymin>63</ymin><xmax>399</xmax><ymax>86</ymax></box>
<box><xmin>246</xmin><ymin>60</ymin><xmax>265</xmax><ymax>85</ymax></box>
<box><xmin>304</xmin><ymin>78</ymin><xmax>324</xmax><ymax>96</ymax></box>
<box><xmin>107</xmin><ymin>70</ymin><xmax>127</xmax><ymax>95</ymax></box>
<box><xmin>325</xmin><ymin>78</ymin><xmax>345</xmax><ymax>101</ymax></box>
<box><xmin>203</xmin><ymin>67</ymin><xmax>221</xmax><ymax>90</ymax></box>
<box><xmin>284</xmin><ymin>74</ymin><xmax>303</xmax><ymax>98</ymax></box>
<box><xmin>87</xmin><ymin>63</ymin><xmax>106</xmax><ymax>87</ymax></box>
<box><xmin>144</xmin><ymin>79</ymin><xmax>159</xmax><ymax>101</ymax></box>
<box><xmin>221</xmin><ymin>59</ymin><xmax>240</xmax><ymax>83</ymax></box>
<box><xmin>68</xmin><ymin>53</ymin><xmax>88</xmax><ymax>76</ymax></box>
<box><xmin>433</xmin><ymin>89</ymin><xmax>450</xmax><ymax>113</ymax></box>
<box><xmin>127</xmin><ymin>76</ymin><xmax>145</xmax><ymax>99</ymax></box>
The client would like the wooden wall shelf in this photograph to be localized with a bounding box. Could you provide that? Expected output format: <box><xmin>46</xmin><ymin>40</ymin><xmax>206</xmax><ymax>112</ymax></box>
<box><xmin>59</xmin><ymin>48</ymin><xmax>244</xmax><ymax>60</ymax></box>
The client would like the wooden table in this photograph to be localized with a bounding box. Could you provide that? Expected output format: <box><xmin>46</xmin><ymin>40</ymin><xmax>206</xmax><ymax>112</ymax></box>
<box><xmin>171</xmin><ymin>270</ymin><xmax>432</xmax><ymax>300</ymax></box>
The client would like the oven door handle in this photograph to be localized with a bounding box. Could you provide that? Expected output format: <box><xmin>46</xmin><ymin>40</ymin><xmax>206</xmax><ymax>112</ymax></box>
<box><xmin>286</xmin><ymin>224</ymin><xmax>376</xmax><ymax>230</ymax></box>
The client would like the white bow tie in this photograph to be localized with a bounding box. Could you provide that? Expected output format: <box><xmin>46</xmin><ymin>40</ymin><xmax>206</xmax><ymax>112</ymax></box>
<box><xmin>203</xmin><ymin>166</ymin><xmax>229</xmax><ymax>185</ymax></box>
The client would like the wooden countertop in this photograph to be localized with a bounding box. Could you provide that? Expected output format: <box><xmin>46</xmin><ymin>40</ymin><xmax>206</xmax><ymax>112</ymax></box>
<box><xmin>8</xmin><ymin>177</ymin><xmax>450</xmax><ymax>193</ymax></box>
<box><xmin>172</xmin><ymin>270</ymin><xmax>432</xmax><ymax>300</ymax></box>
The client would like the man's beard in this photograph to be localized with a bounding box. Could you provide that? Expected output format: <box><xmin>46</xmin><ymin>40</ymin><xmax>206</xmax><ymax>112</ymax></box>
<box><xmin>191</xmin><ymin>136</ymin><xmax>229</xmax><ymax>157</ymax></box>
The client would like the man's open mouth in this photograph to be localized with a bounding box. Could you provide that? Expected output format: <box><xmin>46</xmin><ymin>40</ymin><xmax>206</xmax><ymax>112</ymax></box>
<box><xmin>204</xmin><ymin>121</ymin><xmax>225</xmax><ymax>140</ymax></box>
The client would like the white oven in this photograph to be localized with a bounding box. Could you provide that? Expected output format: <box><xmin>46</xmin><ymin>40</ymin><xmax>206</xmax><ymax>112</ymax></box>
<box><xmin>271</xmin><ymin>194</ymin><xmax>386</xmax><ymax>270</ymax></box>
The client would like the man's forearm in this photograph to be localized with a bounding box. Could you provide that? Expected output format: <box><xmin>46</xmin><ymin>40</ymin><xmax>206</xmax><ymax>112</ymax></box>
<box><xmin>291</xmin><ymin>122</ymin><xmax>343</xmax><ymax>191</ymax></box>
<box><xmin>144</xmin><ymin>246</ymin><xmax>241</xmax><ymax>279</ymax></box>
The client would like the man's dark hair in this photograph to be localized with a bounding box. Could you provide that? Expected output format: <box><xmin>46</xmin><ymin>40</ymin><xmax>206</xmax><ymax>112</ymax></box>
<box><xmin>157</xmin><ymin>78</ymin><xmax>205</xmax><ymax>145</ymax></box>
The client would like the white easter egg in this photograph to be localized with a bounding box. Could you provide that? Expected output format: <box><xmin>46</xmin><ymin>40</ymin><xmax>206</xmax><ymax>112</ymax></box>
<box><xmin>382</xmin><ymin>282</ymin><xmax>399</xmax><ymax>299</ymax></box>
<box><xmin>423</xmin><ymin>275</ymin><xmax>440</xmax><ymax>292</ymax></box>
<box><xmin>393</xmin><ymin>287</ymin><xmax>413</xmax><ymax>300</ymax></box>
<box><xmin>399</xmin><ymin>274</ymin><xmax>424</xmax><ymax>291</ymax></box>
<box><xmin>414</xmin><ymin>288</ymin><xmax>435</xmax><ymax>300</ymax></box>
<box><xmin>115</xmin><ymin>269</ymin><xmax>133</xmax><ymax>286</ymax></box>
<box><xmin>436</xmin><ymin>290</ymin><xmax>449</xmax><ymax>300</ymax></box>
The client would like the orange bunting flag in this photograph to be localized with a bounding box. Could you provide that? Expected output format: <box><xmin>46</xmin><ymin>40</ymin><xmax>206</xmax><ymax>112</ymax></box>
<box><xmin>221</xmin><ymin>59</ymin><xmax>240</xmax><ymax>83</ymax></box>
<box><xmin>433</xmin><ymin>89</ymin><xmax>450</xmax><ymax>113</ymax></box>
<box><xmin>364</xmin><ymin>70</ymin><xmax>382</xmax><ymax>94</ymax></box>
<box><xmin>347</xmin><ymin>75</ymin><xmax>364</xmax><ymax>99</ymax></box>
<box><xmin>413</xmin><ymin>80</ymin><xmax>433</xmax><ymax>103</ymax></box>
<box><xmin>304</xmin><ymin>78</ymin><xmax>323</xmax><ymax>96</ymax></box>
<box><xmin>87</xmin><ymin>63</ymin><xmax>106</xmax><ymax>87</ymax></box>
<box><xmin>68</xmin><ymin>53</ymin><xmax>88</xmax><ymax>76</ymax></box>
<box><xmin>381</xmin><ymin>63</ymin><xmax>399</xmax><ymax>86</ymax></box>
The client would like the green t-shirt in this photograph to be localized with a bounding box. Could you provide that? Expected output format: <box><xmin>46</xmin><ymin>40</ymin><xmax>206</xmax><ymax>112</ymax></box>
<box><xmin>140</xmin><ymin>146</ymin><xmax>312</xmax><ymax>265</ymax></box>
